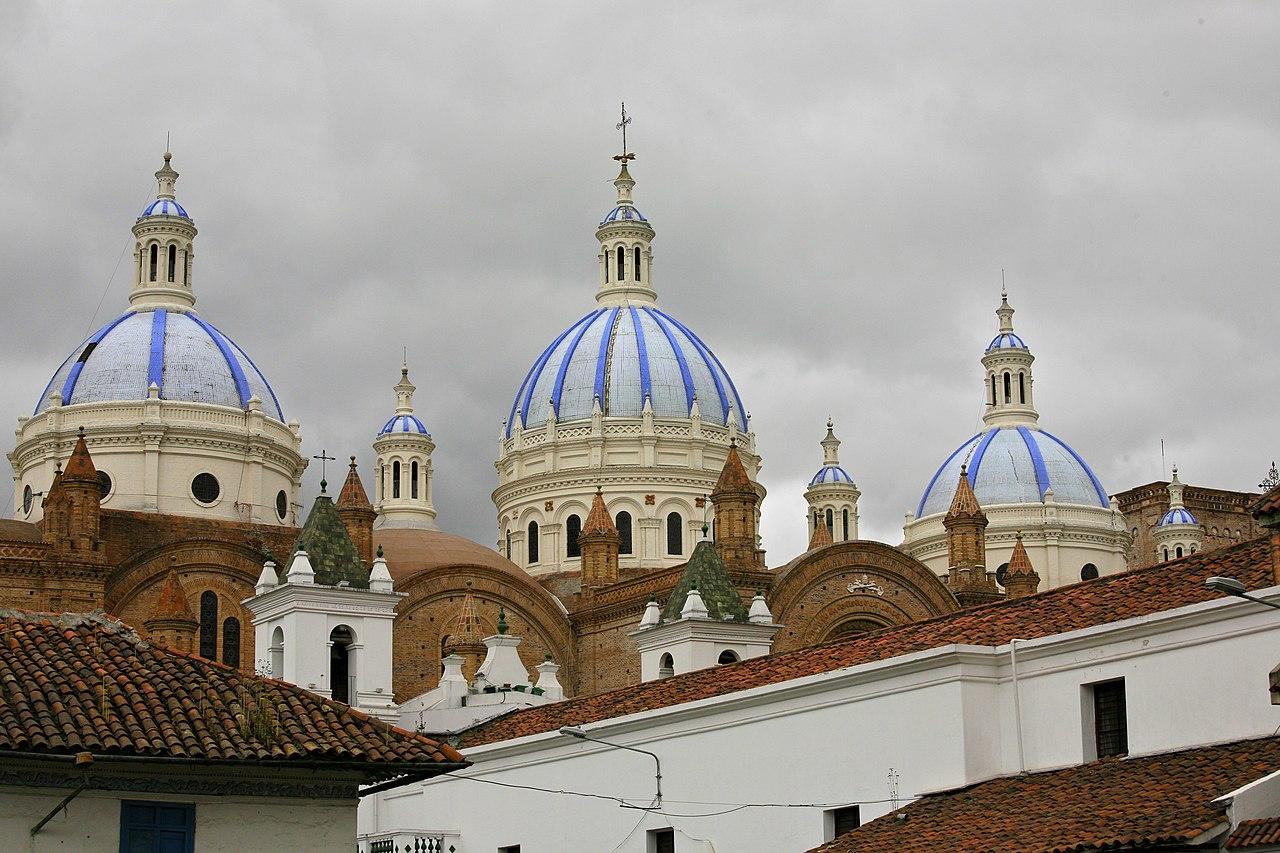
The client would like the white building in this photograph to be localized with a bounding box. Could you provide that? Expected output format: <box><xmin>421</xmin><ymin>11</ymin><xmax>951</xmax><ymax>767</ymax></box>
<box><xmin>493</xmin><ymin>158</ymin><xmax>762</xmax><ymax>576</ymax></box>
<box><xmin>361</xmin><ymin>532</ymin><xmax>1280</xmax><ymax>852</ymax></box>
<box><xmin>902</xmin><ymin>290</ymin><xmax>1129</xmax><ymax>589</ymax></box>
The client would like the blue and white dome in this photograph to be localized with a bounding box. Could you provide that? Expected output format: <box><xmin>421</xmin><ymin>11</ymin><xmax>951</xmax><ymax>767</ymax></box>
<box><xmin>507</xmin><ymin>306</ymin><xmax>747</xmax><ymax>437</ymax></box>
<box><xmin>810</xmin><ymin>465</ymin><xmax>854</xmax><ymax>486</ymax></box>
<box><xmin>1158</xmin><ymin>506</ymin><xmax>1198</xmax><ymax>526</ymax></box>
<box><xmin>985</xmin><ymin>331</ymin><xmax>1027</xmax><ymax>352</ymax></box>
<box><xmin>916</xmin><ymin>426</ymin><xmax>1109</xmax><ymax>518</ymax></box>
<box><xmin>380</xmin><ymin>414</ymin><xmax>429</xmax><ymax>436</ymax></box>
<box><xmin>601</xmin><ymin>205</ymin><xmax>647</xmax><ymax>224</ymax></box>
<box><xmin>36</xmin><ymin>308</ymin><xmax>284</xmax><ymax>420</ymax></box>
<box><xmin>139</xmin><ymin>198</ymin><xmax>190</xmax><ymax>219</ymax></box>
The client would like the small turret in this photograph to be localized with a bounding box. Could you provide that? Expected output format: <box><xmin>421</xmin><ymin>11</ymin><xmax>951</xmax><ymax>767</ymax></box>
<box><xmin>579</xmin><ymin>487</ymin><xmax>620</xmax><ymax>587</ymax></box>
<box><xmin>130</xmin><ymin>151</ymin><xmax>199</xmax><ymax>310</ymax></box>
<box><xmin>805</xmin><ymin>418</ymin><xmax>861</xmax><ymax>543</ymax></box>
<box><xmin>1154</xmin><ymin>466</ymin><xmax>1204</xmax><ymax>562</ymax></box>
<box><xmin>144</xmin><ymin>564</ymin><xmax>199</xmax><ymax>654</ymax></box>
<box><xmin>712</xmin><ymin>442</ymin><xmax>765</xmax><ymax>570</ymax></box>
<box><xmin>943</xmin><ymin>467</ymin><xmax>1001</xmax><ymax>606</ymax></box>
<box><xmin>337</xmin><ymin>457</ymin><xmax>376</xmax><ymax>566</ymax></box>
<box><xmin>981</xmin><ymin>288</ymin><xmax>1039</xmax><ymax>428</ymax></box>
<box><xmin>1002</xmin><ymin>532</ymin><xmax>1041</xmax><ymax>599</ymax></box>
<box><xmin>373</xmin><ymin>361</ymin><xmax>438</xmax><ymax>530</ymax></box>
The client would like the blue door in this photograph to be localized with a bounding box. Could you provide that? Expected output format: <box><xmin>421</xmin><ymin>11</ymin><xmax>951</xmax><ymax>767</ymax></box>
<box><xmin>120</xmin><ymin>801</ymin><xmax>195</xmax><ymax>853</ymax></box>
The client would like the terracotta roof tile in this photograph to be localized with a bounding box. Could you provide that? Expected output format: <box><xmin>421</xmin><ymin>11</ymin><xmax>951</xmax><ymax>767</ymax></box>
<box><xmin>148</xmin><ymin>567</ymin><xmax>196</xmax><ymax>624</ymax></box>
<box><xmin>1252</xmin><ymin>485</ymin><xmax>1280</xmax><ymax>521</ymax></box>
<box><xmin>813</xmin><ymin>736</ymin><xmax>1280</xmax><ymax>853</ymax></box>
<box><xmin>808</xmin><ymin>518</ymin><xmax>833</xmax><ymax>550</ymax></box>
<box><xmin>460</xmin><ymin>536</ymin><xmax>1275</xmax><ymax>748</ymax></box>
<box><xmin>712</xmin><ymin>442</ymin><xmax>753</xmax><ymax>496</ymax></box>
<box><xmin>337</xmin><ymin>457</ymin><xmax>372</xmax><ymax>511</ymax></box>
<box><xmin>0</xmin><ymin>610</ymin><xmax>465</xmax><ymax>780</ymax></box>
<box><xmin>583</xmin><ymin>488</ymin><xmax>617</xmax><ymax>537</ymax></box>
<box><xmin>944</xmin><ymin>468</ymin><xmax>983</xmax><ymax>520</ymax></box>
<box><xmin>1229</xmin><ymin>817</ymin><xmax>1280</xmax><ymax>849</ymax></box>
<box><xmin>1007</xmin><ymin>532</ymin><xmax>1035</xmax><ymax>578</ymax></box>
<box><xmin>62</xmin><ymin>428</ymin><xmax>97</xmax><ymax>482</ymax></box>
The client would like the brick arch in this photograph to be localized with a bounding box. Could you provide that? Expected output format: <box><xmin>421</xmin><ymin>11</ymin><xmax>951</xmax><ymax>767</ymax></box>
<box><xmin>105</xmin><ymin>539</ymin><xmax>268</xmax><ymax>666</ymax></box>
<box><xmin>392</xmin><ymin>563</ymin><xmax>575</xmax><ymax>703</ymax></box>
<box><xmin>768</xmin><ymin>540</ymin><xmax>957</xmax><ymax>653</ymax></box>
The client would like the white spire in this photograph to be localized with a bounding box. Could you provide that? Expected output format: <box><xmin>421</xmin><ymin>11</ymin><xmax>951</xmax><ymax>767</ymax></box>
<box><xmin>680</xmin><ymin>583</ymin><xmax>709</xmax><ymax>620</ymax></box>
<box><xmin>821</xmin><ymin>418</ymin><xmax>841</xmax><ymax>466</ymax></box>
<box><xmin>594</xmin><ymin>126</ymin><xmax>658</xmax><ymax>307</ymax></box>
<box><xmin>374</xmin><ymin>360</ymin><xmax>438</xmax><ymax>531</ymax></box>
<box><xmin>394</xmin><ymin>359</ymin><xmax>416</xmax><ymax>414</ymax></box>
<box><xmin>1168</xmin><ymin>465</ymin><xmax>1186</xmax><ymax>509</ymax></box>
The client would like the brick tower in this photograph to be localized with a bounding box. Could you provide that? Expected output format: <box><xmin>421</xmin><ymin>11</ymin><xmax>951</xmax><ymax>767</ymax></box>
<box><xmin>337</xmin><ymin>456</ymin><xmax>376</xmax><ymax>567</ymax></box>
<box><xmin>579</xmin><ymin>488</ymin><xmax>620</xmax><ymax>588</ymax></box>
<box><xmin>711</xmin><ymin>441</ymin><xmax>765</xmax><ymax>570</ymax></box>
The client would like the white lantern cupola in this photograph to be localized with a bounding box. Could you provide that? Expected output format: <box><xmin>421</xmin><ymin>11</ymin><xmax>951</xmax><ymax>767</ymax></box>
<box><xmin>981</xmin><ymin>288</ymin><xmax>1039</xmax><ymax>427</ymax></box>
<box><xmin>595</xmin><ymin>146</ymin><xmax>657</xmax><ymax>307</ymax></box>
<box><xmin>804</xmin><ymin>419</ymin><xmax>861</xmax><ymax>542</ymax></box>
<box><xmin>1154</xmin><ymin>466</ymin><xmax>1204</xmax><ymax>562</ymax></box>
<box><xmin>373</xmin><ymin>360</ymin><xmax>437</xmax><ymax>530</ymax></box>
<box><xmin>130</xmin><ymin>151</ymin><xmax>198</xmax><ymax>310</ymax></box>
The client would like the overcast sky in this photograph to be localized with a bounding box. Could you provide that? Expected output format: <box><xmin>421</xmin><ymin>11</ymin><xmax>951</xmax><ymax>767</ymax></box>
<box><xmin>1</xmin><ymin>2</ymin><xmax>1277</xmax><ymax>561</ymax></box>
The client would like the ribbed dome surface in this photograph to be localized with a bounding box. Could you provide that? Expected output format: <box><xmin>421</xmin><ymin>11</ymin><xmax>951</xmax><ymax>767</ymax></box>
<box><xmin>380</xmin><ymin>414</ymin><xmax>429</xmax><ymax>435</ymax></box>
<box><xmin>600</xmin><ymin>205</ymin><xmax>647</xmax><ymax>224</ymax></box>
<box><xmin>809</xmin><ymin>465</ymin><xmax>854</xmax><ymax>486</ymax></box>
<box><xmin>916</xmin><ymin>426</ymin><xmax>1109</xmax><ymax>517</ymax></box>
<box><xmin>1159</xmin><ymin>507</ymin><xmax>1198</xmax><ymax>526</ymax></box>
<box><xmin>985</xmin><ymin>331</ymin><xmax>1028</xmax><ymax>352</ymax></box>
<box><xmin>507</xmin><ymin>306</ymin><xmax>747</xmax><ymax>436</ymax></box>
<box><xmin>36</xmin><ymin>308</ymin><xmax>283</xmax><ymax>419</ymax></box>
<box><xmin>139</xmin><ymin>198</ymin><xmax>190</xmax><ymax>219</ymax></box>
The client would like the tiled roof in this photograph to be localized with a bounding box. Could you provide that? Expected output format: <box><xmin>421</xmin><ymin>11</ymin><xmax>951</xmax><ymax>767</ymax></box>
<box><xmin>293</xmin><ymin>494</ymin><xmax>369</xmax><ymax>588</ymax></box>
<box><xmin>808</xmin><ymin>520</ymin><xmax>833</xmax><ymax>550</ymax></box>
<box><xmin>1006</xmin><ymin>533</ymin><xmax>1035</xmax><ymax>579</ymax></box>
<box><xmin>460</xmin><ymin>535</ymin><xmax>1275</xmax><ymax>748</ymax></box>
<box><xmin>1229</xmin><ymin>817</ymin><xmax>1280</xmax><ymax>849</ymax></box>
<box><xmin>337</xmin><ymin>457</ymin><xmax>372</xmax><ymax>511</ymax></box>
<box><xmin>583</xmin><ymin>489</ymin><xmax>617</xmax><ymax>537</ymax></box>
<box><xmin>1252</xmin><ymin>485</ymin><xmax>1280</xmax><ymax>521</ymax></box>
<box><xmin>62</xmin><ymin>428</ymin><xmax>98</xmax><ymax>482</ymax></box>
<box><xmin>660</xmin><ymin>540</ymin><xmax>748</xmax><ymax>622</ymax></box>
<box><xmin>0</xmin><ymin>610</ymin><xmax>465</xmax><ymax>779</ymax></box>
<box><xmin>944</xmin><ymin>468</ymin><xmax>983</xmax><ymax>520</ymax></box>
<box><xmin>713</xmin><ymin>443</ymin><xmax>753</xmax><ymax>495</ymax></box>
<box><xmin>812</xmin><ymin>736</ymin><xmax>1280</xmax><ymax>853</ymax></box>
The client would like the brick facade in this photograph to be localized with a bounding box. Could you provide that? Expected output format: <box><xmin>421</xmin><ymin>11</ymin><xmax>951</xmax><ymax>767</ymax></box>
<box><xmin>1116</xmin><ymin>480</ymin><xmax>1262</xmax><ymax>568</ymax></box>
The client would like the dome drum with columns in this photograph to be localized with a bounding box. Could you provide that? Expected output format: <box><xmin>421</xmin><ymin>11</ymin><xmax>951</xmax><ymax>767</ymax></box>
<box><xmin>494</xmin><ymin>155</ymin><xmax>761</xmax><ymax>577</ymax></box>
<box><xmin>902</xmin><ymin>290</ymin><xmax>1128</xmax><ymax>590</ymax></box>
<box><xmin>1153</xmin><ymin>467</ymin><xmax>1204</xmax><ymax>563</ymax></box>
<box><xmin>373</xmin><ymin>362</ymin><xmax>437</xmax><ymax>530</ymax></box>
<box><xmin>10</xmin><ymin>153</ymin><xmax>306</xmax><ymax>526</ymax></box>
<box><xmin>805</xmin><ymin>419</ymin><xmax>860</xmax><ymax>544</ymax></box>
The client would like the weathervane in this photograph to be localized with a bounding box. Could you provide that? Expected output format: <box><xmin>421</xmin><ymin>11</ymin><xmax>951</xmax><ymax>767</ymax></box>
<box><xmin>614</xmin><ymin>102</ymin><xmax>635</xmax><ymax>164</ymax></box>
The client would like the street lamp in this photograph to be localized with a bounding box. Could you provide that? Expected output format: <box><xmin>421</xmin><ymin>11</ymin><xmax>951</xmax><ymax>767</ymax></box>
<box><xmin>1205</xmin><ymin>576</ymin><xmax>1280</xmax><ymax>611</ymax></box>
<box><xmin>559</xmin><ymin>726</ymin><xmax>662</xmax><ymax>806</ymax></box>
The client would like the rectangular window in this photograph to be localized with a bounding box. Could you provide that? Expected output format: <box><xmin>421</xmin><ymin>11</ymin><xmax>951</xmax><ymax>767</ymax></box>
<box><xmin>498</xmin><ymin>846</ymin><xmax>521</xmax><ymax>853</ymax></box>
<box><xmin>648</xmin><ymin>828</ymin><xmax>675</xmax><ymax>853</ymax></box>
<box><xmin>823</xmin><ymin>805</ymin><xmax>860</xmax><ymax>841</ymax></box>
<box><xmin>119</xmin><ymin>800</ymin><xmax>195</xmax><ymax>853</ymax></box>
<box><xmin>1093</xmin><ymin>679</ymin><xmax>1128</xmax><ymax>757</ymax></box>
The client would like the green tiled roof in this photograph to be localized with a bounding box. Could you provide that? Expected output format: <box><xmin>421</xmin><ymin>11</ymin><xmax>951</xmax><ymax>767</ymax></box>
<box><xmin>662</xmin><ymin>540</ymin><xmax>748</xmax><ymax>622</ymax></box>
<box><xmin>292</xmin><ymin>495</ymin><xmax>369</xmax><ymax>589</ymax></box>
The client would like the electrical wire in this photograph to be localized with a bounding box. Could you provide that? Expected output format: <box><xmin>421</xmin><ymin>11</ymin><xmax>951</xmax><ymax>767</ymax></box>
<box><xmin>607</xmin><ymin>796</ymin><xmax>659</xmax><ymax>853</ymax></box>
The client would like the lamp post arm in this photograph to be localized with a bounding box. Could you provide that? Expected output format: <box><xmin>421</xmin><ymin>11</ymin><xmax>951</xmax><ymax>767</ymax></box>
<box><xmin>578</xmin><ymin>733</ymin><xmax>662</xmax><ymax>806</ymax></box>
<box><xmin>1238</xmin><ymin>591</ymin><xmax>1280</xmax><ymax>612</ymax></box>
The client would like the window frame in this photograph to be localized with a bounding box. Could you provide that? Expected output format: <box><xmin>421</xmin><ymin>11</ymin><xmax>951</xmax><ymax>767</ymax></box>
<box><xmin>566</xmin><ymin>514</ymin><xmax>582</xmax><ymax>558</ymax></box>
<box><xmin>823</xmin><ymin>804</ymin><xmax>861</xmax><ymax>841</ymax></box>
<box><xmin>1083</xmin><ymin>678</ymin><xmax>1128</xmax><ymax>760</ymax></box>
<box><xmin>666</xmin><ymin>511</ymin><xmax>683</xmax><ymax>556</ymax></box>
<box><xmin>119</xmin><ymin>799</ymin><xmax>196</xmax><ymax>853</ymax></box>
<box><xmin>647</xmin><ymin>827</ymin><xmax>675</xmax><ymax>853</ymax></box>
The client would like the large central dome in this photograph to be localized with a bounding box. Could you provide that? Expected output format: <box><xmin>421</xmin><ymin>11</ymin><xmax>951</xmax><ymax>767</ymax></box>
<box><xmin>506</xmin><ymin>305</ymin><xmax>747</xmax><ymax>436</ymax></box>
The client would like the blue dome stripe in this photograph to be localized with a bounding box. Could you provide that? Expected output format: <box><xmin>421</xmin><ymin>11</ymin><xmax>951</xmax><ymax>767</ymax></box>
<box><xmin>515</xmin><ymin>310</ymin><xmax>600</xmax><ymax>435</ymax></box>
<box><xmin>1160</xmin><ymin>507</ymin><xmax>1197</xmax><ymax>526</ymax></box>
<box><xmin>916</xmin><ymin>433</ymin><xmax>981</xmax><ymax>517</ymax></box>
<box><xmin>1039</xmin><ymin>429</ymin><xmax>1110</xmax><ymax>506</ymax></box>
<box><xmin>61</xmin><ymin>311</ymin><xmax>136</xmax><ymax>405</ymax></box>
<box><xmin>185</xmin><ymin>313</ymin><xmax>252</xmax><ymax>409</ymax></box>
<box><xmin>225</xmin><ymin>334</ymin><xmax>284</xmax><ymax>420</ymax></box>
<box><xmin>147</xmin><ymin>309</ymin><xmax>168</xmax><ymax>392</ymax></box>
<box><xmin>628</xmin><ymin>307</ymin><xmax>652</xmax><ymax>403</ymax></box>
<box><xmin>552</xmin><ymin>310</ymin><xmax>606</xmax><ymax>416</ymax></box>
<box><xmin>1015</xmin><ymin>426</ymin><xmax>1051</xmax><ymax>500</ymax></box>
<box><xmin>592</xmin><ymin>307</ymin><xmax>621</xmax><ymax>404</ymax></box>
<box><xmin>643</xmin><ymin>307</ymin><xmax>695</xmax><ymax>413</ymax></box>
<box><xmin>656</xmin><ymin>309</ymin><xmax>732</xmax><ymax>425</ymax></box>
<box><xmin>670</xmin><ymin>312</ymin><xmax>747</xmax><ymax>427</ymax></box>
<box><xmin>967</xmin><ymin>428</ymin><xmax>1001</xmax><ymax>486</ymax></box>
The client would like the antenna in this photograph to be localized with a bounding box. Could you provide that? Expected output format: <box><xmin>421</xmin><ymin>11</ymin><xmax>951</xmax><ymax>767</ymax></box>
<box><xmin>1160</xmin><ymin>439</ymin><xmax>1166</xmax><ymax>477</ymax></box>
<box><xmin>165</xmin><ymin>130</ymin><xmax>170</xmax><ymax>153</ymax></box>
<box><xmin>1001</xmin><ymin>267</ymin><xmax>1006</xmax><ymax>297</ymax></box>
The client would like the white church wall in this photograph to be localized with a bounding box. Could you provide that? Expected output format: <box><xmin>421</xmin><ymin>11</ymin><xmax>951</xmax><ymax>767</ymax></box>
<box><xmin>362</xmin><ymin>589</ymin><xmax>1280</xmax><ymax>851</ymax></box>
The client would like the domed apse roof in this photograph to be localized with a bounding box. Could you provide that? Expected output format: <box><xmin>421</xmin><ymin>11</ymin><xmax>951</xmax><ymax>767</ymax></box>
<box><xmin>139</xmin><ymin>198</ymin><xmax>190</xmax><ymax>219</ymax></box>
<box><xmin>1159</xmin><ymin>507</ymin><xmax>1199</xmax><ymax>526</ymax></box>
<box><xmin>35</xmin><ymin>307</ymin><xmax>283</xmax><ymax>420</ymax></box>
<box><xmin>380</xmin><ymin>414</ymin><xmax>429</xmax><ymax>436</ymax></box>
<box><xmin>600</xmin><ymin>205</ymin><xmax>647</xmax><ymax>224</ymax></box>
<box><xmin>507</xmin><ymin>306</ymin><xmax>747</xmax><ymax>437</ymax></box>
<box><xmin>809</xmin><ymin>465</ymin><xmax>854</xmax><ymax>486</ymax></box>
<box><xmin>916</xmin><ymin>426</ymin><xmax>1110</xmax><ymax>518</ymax></box>
<box><xmin>985</xmin><ymin>331</ymin><xmax>1028</xmax><ymax>352</ymax></box>
<box><xmin>375</xmin><ymin>528</ymin><xmax>526</xmax><ymax>582</ymax></box>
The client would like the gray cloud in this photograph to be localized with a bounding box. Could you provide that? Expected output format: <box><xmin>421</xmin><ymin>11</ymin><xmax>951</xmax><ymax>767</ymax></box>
<box><xmin>2</xmin><ymin>1</ymin><xmax>1276</xmax><ymax>561</ymax></box>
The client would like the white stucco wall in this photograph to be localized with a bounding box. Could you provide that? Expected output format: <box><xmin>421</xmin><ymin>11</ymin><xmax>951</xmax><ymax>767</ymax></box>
<box><xmin>4</xmin><ymin>787</ymin><xmax>353</xmax><ymax>852</ymax></box>
<box><xmin>362</xmin><ymin>588</ymin><xmax>1280</xmax><ymax>852</ymax></box>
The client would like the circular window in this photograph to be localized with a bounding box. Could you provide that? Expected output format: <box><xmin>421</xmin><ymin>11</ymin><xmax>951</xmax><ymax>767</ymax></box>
<box><xmin>1081</xmin><ymin>563</ymin><xmax>1099</xmax><ymax>581</ymax></box>
<box><xmin>96</xmin><ymin>470</ymin><xmax>112</xmax><ymax>499</ymax></box>
<box><xmin>191</xmin><ymin>473</ymin><xmax>221</xmax><ymax>504</ymax></box>
<box><xmin>22</xmin><ymin>485</ymin><xmax>32</xmax><ymax>516</ymax></box>
<box><xmin>275</xmin><ymin>489</ymin><xmax>288</xmax><ymax>521</ymax></box>
<box><xmin>994</xmin><ymin>562</ymin><xmax>1010</xmax><ymax>587</ymax></box>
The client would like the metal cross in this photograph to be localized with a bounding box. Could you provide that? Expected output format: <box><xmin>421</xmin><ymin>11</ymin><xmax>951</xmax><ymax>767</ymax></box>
<box><xmin>614</xmin><ymin>102</ymin><xmax>635</xmax><ymax>164</ymax></box>
<box><xmin>312</xmin><ymin>449</ymin><xmax>336</xmax><ymax>483</ymax></box>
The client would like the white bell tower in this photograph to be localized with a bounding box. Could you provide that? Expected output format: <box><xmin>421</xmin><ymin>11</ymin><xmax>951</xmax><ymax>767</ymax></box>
<box><xmin>130</xmin><ymin>151</ymin><xmax>198</xmax><ymax>310</ymax></box>
<box><xmin>804</xmin><ymin>419</ymin><xmax>861</xmax><ymax>542</ymax></box>
<box><xmin>981</xmin><ymin>288</ymin><xmax>1039</xmax><ymax>428</ymax></box>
